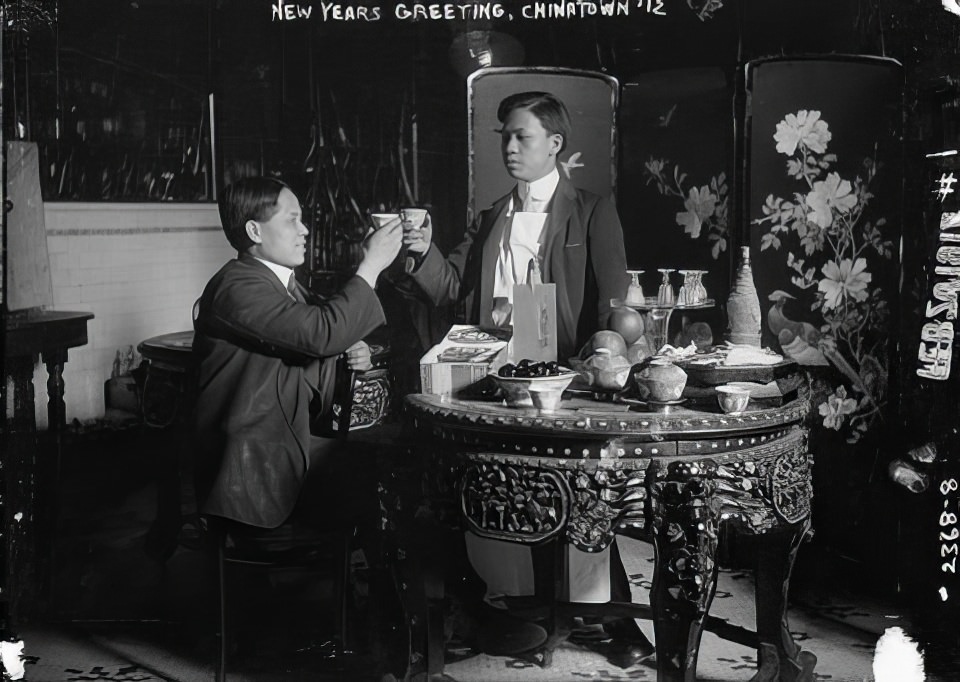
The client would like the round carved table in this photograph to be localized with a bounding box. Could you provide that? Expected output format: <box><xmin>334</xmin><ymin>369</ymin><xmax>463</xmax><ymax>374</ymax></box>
<box><xmin>387</xmin><ymin>392</ymin><xmax>816</xmax><ymax>682</ymax></box>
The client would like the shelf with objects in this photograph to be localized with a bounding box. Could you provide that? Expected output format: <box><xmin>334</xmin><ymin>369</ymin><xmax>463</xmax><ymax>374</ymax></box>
<box><xmin>610</xmin><ymin>267</ymin><xmax>716</xmax><ymax>354</ymax></box>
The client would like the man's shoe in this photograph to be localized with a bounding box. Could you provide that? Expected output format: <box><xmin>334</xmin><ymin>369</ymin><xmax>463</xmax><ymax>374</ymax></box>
<box><xmin>606</xmin><ymin>640</ymin><xmax>657</xmax><ymax>669</ymax></box>
<box><xmin>602</xmin><ymin>618</ymin><xmax>655</xmax><ymax>668</ymax></box>
<box><xmin>602</xmin><ymin>618</ymin><xmax>655</xmax><ymax>647</ymax></box>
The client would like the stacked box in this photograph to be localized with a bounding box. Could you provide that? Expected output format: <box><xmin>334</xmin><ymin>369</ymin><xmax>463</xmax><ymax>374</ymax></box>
<box><xmin>419</xmin><ymin>325</ymin><xmax>509</xmax><ymax>396</ymax></box>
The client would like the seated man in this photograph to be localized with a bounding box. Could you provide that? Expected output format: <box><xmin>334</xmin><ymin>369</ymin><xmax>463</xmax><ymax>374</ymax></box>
<box><xmin>193</xmin><ymin>176</ymin><xmax>401</xmax><ymax>529</ymax></box>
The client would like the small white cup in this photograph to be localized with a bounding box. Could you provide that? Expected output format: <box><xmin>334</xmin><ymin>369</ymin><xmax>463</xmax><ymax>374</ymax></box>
<box><xmin>716</xmin><ymin>385</ymin><xmax>751</xmax><ymax>415</ymax></box>
<box><xmin>528</xmin><ymin>386</ymin><xmax>563</xmax><ymax>412</ymax></box>
<box><xmin>370</xmin><ymin>213</ymin><xmax>400</xmax><ymax>229</ymax></box>
<box><xmin>400</xmin><ymin>207</ymin><xmax>428</xmax><ymax>230</ymax></box>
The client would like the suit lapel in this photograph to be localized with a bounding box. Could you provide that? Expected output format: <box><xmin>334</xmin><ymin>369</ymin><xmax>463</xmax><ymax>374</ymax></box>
<box><xmin>540</xmin><ymin>177</ymin><xmax>577</xmax><ymax>282</ymax></box>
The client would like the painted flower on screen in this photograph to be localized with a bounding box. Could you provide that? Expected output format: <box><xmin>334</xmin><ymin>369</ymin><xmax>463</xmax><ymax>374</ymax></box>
<box><xmin>818</xmin><ymin>257</ymin><xmax>872</xmax><ymax>310</ymax></box>
<box><xmin>644</xmin><ymin>157</ymin><xmax>666</xmax><ymax>181</ymax></box>
<box><xmin>675</xmin><ymin>185</ymin><xmax>718</xmax><ymax>238</ymax></box>
<box><xmin>818</xmin><ymin>385</ymin><xmax>858</xmax><ymax>430</ymax></box>
<box><xmin>774</xmin><ymin>110</ymin><xmax>833</xmax><ymax>156</ymax></box>
<box><xmin>806</xmin><ymin>172</ymin><xmax>858</xmax><ymax>229</ymax></box>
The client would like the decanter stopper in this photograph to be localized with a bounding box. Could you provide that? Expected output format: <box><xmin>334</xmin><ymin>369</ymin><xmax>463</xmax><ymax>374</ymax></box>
<box><xmin>725</xmin><ymin>246</ymin><xmax>762</xmax><ymax>347</ymax></box>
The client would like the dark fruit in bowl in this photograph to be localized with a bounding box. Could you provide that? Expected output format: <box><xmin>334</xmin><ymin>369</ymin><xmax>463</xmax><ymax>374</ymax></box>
<box><xmin>498</xmin><ymin>360</ymin><xmax>563</xmax><ymax>378</ymax></box>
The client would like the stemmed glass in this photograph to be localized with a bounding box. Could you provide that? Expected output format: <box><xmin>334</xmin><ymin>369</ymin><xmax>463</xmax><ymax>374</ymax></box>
<box><xmin>677</xmin><ymin>270</ymin><xmax>694</xmax><ymax>305</ymax></box>
<box><xmin>657</xmin><ymin>269</ymin><xmax>675</xmax><ymax>306</ymax></box>
<box><xmin>626</xmin><ymin>270</ymin><xmax>645</xmax><ymax>305</ymax></box>
<box><xmin>695</xmin><ymin>270</ymin><xmax>709</xmax><ymax>302</ymax></box>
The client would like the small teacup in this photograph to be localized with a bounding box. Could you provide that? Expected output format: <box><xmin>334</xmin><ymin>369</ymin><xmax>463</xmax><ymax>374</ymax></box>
<box><xmin>370</xmin><ymin>213</ymin><xmax>400</xmax><ymax>229</ymax></box>
<box><xmin>716</xmin><ymin>385</ymin><xmax>751</xmax><ymax>415</ymax></box>
<box><xmin>528</xmin><ymin>386</ymin><xmax>564</xmax><ymax>412</ymax></box>
<box><xmin>400</xmin><ymin>207</ymin><xmax>428</xmax><ymax>230</ymax></box>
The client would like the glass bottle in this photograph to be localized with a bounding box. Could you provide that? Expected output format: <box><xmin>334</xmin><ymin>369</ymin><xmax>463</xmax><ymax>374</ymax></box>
<box><xmin>725</xmin><ymin>246</ymin><xmax>762</xmax><ymax>346</ymax></box>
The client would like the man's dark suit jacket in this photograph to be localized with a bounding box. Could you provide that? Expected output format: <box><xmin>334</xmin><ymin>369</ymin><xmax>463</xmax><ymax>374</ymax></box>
<box><xmin>193</xmin><ymin>254</ymin><xmax>385</xmax><ymax>529</ymax></box>
<box><xmin>411</xmin><ymin>175</ymin><xmax>630</xmax><ymax>361</ymax></box>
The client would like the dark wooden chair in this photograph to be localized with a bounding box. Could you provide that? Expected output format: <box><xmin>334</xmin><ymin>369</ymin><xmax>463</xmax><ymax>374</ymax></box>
<box><xmin>210</xmin><ymin>356</ymin><xmax>357</xmax><ymax>682</ymax></box>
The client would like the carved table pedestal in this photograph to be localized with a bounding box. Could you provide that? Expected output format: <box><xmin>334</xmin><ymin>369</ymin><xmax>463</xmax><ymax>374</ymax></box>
<box><xmin>385</xmin><ymin>393</ymin><xmax>816</xmax><ymax>682</ymax></box>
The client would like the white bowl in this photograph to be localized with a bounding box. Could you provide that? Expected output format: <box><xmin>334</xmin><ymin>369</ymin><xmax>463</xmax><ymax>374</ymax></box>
<box><xmin>489</xmin><ymin>370</ymin><xmax>576</xmax><ymax>408</ymax></box>
<box><xmin>716</xmin><ymin>385</ymin><xmax>751</xmax><ymax>414</ymax></box>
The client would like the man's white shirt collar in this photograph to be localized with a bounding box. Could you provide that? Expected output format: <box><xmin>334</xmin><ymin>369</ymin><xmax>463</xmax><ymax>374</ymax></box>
<box><xmin>514</xmin><ymin>167</ymin><xmax>560</xmax><ymax>213</ymax></box>
<box><xmin>254</xmin><ymin>256</ymin><xmax>295</xmax><ymax>289</ymax></box>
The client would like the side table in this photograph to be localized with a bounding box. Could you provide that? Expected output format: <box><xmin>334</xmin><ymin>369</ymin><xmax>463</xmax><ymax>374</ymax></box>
<box><xmin>4</xmin><ymin>309</ymin><xmax>94</xmax><ymax>625</ymax></box>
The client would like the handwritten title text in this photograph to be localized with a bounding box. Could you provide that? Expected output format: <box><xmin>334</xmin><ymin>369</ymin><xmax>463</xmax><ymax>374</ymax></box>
<box><xmin>271</xmin><ymin>0</ymin><xmax>665</xmax><ymax>22</ymax></box>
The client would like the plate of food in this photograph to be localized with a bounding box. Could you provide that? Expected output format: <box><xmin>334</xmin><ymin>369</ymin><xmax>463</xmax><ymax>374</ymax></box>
<box><xmin>674</xmin><ymin>344</ymin><xmax>797</xmax><ymax>386</ymax></box>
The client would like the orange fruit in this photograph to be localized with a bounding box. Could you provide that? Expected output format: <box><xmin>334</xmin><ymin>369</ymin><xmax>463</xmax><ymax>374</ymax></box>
<box><xmin>607</xmin><ymin>307</ymin><xmax>645</xmax><ymax>345</ymax></box>
<box><xmin>584</xmin><ymin>330</ymin><xmax>628</xmax><ymax>358</ymax></box>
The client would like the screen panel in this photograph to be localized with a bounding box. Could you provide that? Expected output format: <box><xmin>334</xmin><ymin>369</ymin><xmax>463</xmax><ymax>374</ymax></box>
<box><xmin>467</xmin><ymin>67</ymin><xmax>618</xmax><ymax>221</ymax></box>
<box><xmin>618</xmin><ymin>67</ymin><xmax>734</xmax><ymax>317</ymax></box>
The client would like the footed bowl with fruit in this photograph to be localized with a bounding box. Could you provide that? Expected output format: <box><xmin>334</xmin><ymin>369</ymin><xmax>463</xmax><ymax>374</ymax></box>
<box><xmin>490</xmin><ymin>360</ymin><xmax>577</xmax><ymax>409</ymax></box>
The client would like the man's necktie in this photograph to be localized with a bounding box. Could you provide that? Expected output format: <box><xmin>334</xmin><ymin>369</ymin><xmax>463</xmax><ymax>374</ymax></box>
<box><xmin>521</xmin><ymin>190</ymin><xmax>536</xmax><ymax>213</ymax></box>
<box><xmin>287</xmin><ymin>273</ymin><xmax>306</xmax><ymax>303</ymax></box>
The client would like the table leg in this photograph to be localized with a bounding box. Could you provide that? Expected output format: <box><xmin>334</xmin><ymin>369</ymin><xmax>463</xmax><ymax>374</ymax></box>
<box><xmin>41</xmin><ymin>350</ymin><xmax>69</xmax><ymax>616</ymax></box>
<box><xmin>650</xmin><ymin>477</ymin><xmax>720</xmax><ymax>682</ymax></box>
<box><xmin>42</xmin><ymin>350</ymin><xmax>68</xmax><ymax>433</ymax></box>
<box><xmin>753</xmin><ymin>520</ymin><xmax>816</xmax><ymax>682</ymax></box>
<box><xmin>6</xmin><ymin>355</ymin><xmax>40</xmax><ymax>626</ymax></box>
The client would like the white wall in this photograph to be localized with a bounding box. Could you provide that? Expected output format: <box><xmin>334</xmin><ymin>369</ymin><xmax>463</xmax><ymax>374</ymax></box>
<box><xmin>28</xmin><ymin>202</ymin><xmax>234</xmax><ymax>427</ymax></box>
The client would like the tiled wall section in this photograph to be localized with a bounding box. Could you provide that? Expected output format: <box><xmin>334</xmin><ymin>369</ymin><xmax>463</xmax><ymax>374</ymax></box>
<box><xmin>32</xmin><ymin>202</ymin><xmax>234</xmax><ymax>427</ymax></box>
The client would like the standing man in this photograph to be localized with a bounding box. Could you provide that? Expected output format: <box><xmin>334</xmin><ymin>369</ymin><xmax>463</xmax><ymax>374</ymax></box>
<box><xmin>404</xmin><ymin>93</ymin><xmax>651</xmax><ymax>665</ymax></box>
<box><xmin>193</xmin><ymin>176</ymin><xmax>401</xmax><ymax>529</ymax></box>
<box><xmin>405</xmin><ymin>91</ymin><xmax>629</xmax><ymax>362</ymax></box>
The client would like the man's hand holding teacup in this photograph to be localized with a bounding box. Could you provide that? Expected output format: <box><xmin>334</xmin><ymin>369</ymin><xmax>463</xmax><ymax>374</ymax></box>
<box><xmin>403</xmin><ymin>213</ymin><xmax>432</xmax><ymax>254</ymax></box>
<box><xmin>357</xmin><ymin>216</ymin><xmax>402</xmax><ymax>287</ymax></box>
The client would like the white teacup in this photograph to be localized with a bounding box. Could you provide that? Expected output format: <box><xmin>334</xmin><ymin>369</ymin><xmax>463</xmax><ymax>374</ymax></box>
<box><xmin>370</xmin><ymin>213</ymin><xmax>400</xmax><ymax>229</ymax></box>
<box><xmin>716</xmin><ymin>385</ymin><xmax>751</xmax><ymax>415</ymax></box>
<box><xmin>400</xmin><ymin>207</ymin><xmax>428</xmax><ymax>230</ymax></box>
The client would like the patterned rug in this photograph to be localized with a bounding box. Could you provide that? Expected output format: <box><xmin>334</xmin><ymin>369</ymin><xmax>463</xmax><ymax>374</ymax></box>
<box><xmin>441</xmin><ymin>536</ymin><xmax>897</xmax><ymax>682</ymax></box>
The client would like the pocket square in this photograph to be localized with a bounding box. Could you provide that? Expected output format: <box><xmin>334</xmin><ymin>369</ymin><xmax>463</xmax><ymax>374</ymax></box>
<box><xmin>565</xmin><ymin>242</ymin><xmax>583</xmax><ymax>248</ymax></box>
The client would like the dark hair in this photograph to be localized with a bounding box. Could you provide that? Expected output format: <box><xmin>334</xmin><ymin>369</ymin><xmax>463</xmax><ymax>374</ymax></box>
<box><xmin>218</xmin><ymin>176</ymin><xmax>291</xmax><ymax>252</ymax></box>
<box><xmin>497</xmin><ymin>92</ymin><xmax>572</xmax><ymax>154</ymax></box>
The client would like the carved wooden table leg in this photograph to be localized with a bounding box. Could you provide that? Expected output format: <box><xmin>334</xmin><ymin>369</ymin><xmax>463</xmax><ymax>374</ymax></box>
<box><xmin>6</xmin><ymin>355</ymin><xmax>40</xmax><ymax>625</ymax></box>
<box><xmin>41</xmin><ymin>349</ymin><xmax>69</xmax><ymax>614</ymax></box>
<box><xmin>650</xmin><ymin>469</ymin><xmax>721</xmax><ymax>682</ymax></box>
<box><xmin>754</xmin><ymin>520</ymin><xmax>816</xmax><ymax>682</ymax></box>
<box><xmin>42</xmin><ymin>349</ymin><xmax>68</xmax><ymax>430</ymax></box>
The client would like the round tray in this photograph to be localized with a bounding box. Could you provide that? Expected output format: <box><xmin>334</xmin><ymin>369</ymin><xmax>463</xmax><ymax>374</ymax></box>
<box><xmin>611</xmin><ymin>297</ymin><xmax>715</xmax><ymax>312</ymax></box>
<box><xmin>675</xmin><ymin>358</ymin><xmax>798</xmax><ymax>386</ymax></box>
<box><xmin>619</xmin><ymin>397</ymin><xmax>687</xmax><ymax>413</ymax></box>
